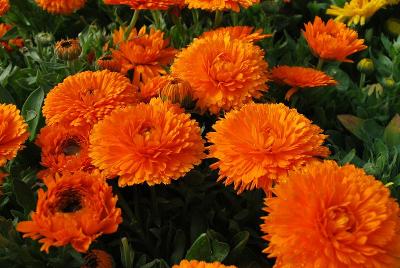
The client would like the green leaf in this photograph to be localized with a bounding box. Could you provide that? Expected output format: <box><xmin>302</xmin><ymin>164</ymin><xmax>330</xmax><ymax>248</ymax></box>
<box><xmin>337</xmin><ymin>114</ymin><xmax>365</xmax><ymax>140</ymax></box>
<box><xmin>325</xmin><ymin>66</ymin><xmax>350</xmax><ymax>91</ymax></box>
<box><xmin>170</xmin><ymin>230</ymin><xmax>186</xmax><ymax>264</ymax></box>
<box><xmin>210</xmin><ymin>239</ymin><xmax>230</xmax><ymax>262</ymax></box>
<box><xmin>384</xmin><ymin>114</ymin><xmax>400</xmax><ymax>147</ymax></box>
<box><xmin>120</xmin><ymin>237</ymin><xmax>134</xmax><ymax>268</ymax></box>
<box><xmin>339</xmin><ymin>149</ymin><xmax>356</xmax><ymax>165</ymax></box>
<box><xmin>13</xmin><ymin>179</ymin><xmax>35</xmax><ymax>213</ymax></box>
<box><xmin>22</xmin><ymin>88</ymin><xmax>44</xmax><ymax>141</ymax></box>
<box><xmin>185</xmin><ymin>233</ymin><xmax>211</xmax><ymax>261</ymax></box>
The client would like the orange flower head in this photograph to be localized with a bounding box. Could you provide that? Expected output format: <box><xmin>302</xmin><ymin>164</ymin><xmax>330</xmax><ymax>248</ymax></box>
<box><xmin>82</xmin><ymin>249</ymin><xmax>113</xmax><ymax>268</ymax></box>
<box><xmin>89</xmin><ymin>98</ymin><xmax>205</xmax><ymax>187</ymax></box>
<box><xmin>173</xmin><ymin>260</ymin><xmax>237</xmax><ymax>268</ymax></box>
<box><xmin>35</xmin><ymin>0</ymin><xmax>86</xmax><ymax>14</ymax></box>
<box><xmin>111</xmin><ymin>26</ymin><xmax>177</xmax><ymax>85</ymax></box>
<box><xmin>171</xmin><ymin>32</ymin><xmax>269</xmax><ymax>114</ymax></box>
<box><xmin>160</xmin><ymin>75</ymin><xmax>193</xmax><ymax>108</ymax></box>
<box><xmin>185</xmin><ymin>0</ymin><xmax>259</xmax><ymax>12</ymax></box>
<box><xmin>104</xmin><ymin>0</ymin><xmax>184</xmax><ymax>10</ymax></box>
<box><xmin>139</xmin><ymin>75</ymin><xmax>169</xmax><ymax>102</ymax></box>
<box><xmin>303</xmin><ymin>16</ymin><xmax>367</xmax><ymax>62</ymax></box>
<box><xmin>96</xmin><ymin>55</ymin><xmax>121</xmax><ymax>72</ymax></box>
<box><xmin>0</xmin><ymin>104</ymin><xmax>29</xmax><ymax>166</ymax></box>
<box><xmin>0</xmin><ymin>23</ymin><xmax>11</xmax><ymax>37</ymax></box>
<box><xmin>16</xmin><ymin>171</ymin><xmax>122</xmax><ymax>253</ymax></box>
<box><xmin>0</xmin><ymin>0</ymin><xmax>10</xmax><ymax>16</ymax></box>
<box><xmin>55</xmin><ymin>38</ymin><xmax>82</xmax><ymax>61</ymax></box>
<box><xmin>271</xmin><ymin>66</ymin><xmax>337</xmax><ymax>100</ymax></box>
<box><xmin>42</xmin><ymin>70</ymin><xmax>139</xmax><ymax>127</ymax></box>
<box><xmin>207</xmin><ymin>103</ymin><xmax>330</xmax><ymax>193</ymax></box>
<box><xmin>35</xmin><ymin>123</ymin><xmax>93</xmax><ymax>177</ymax></box>
<box><xmin>201</xmin><ymin>26</ymin><xmax>271</xmax><ymax>42</ymax></box>
<box><xmin>261</xmin><ymin>160</ymin><xmax>400</xmax><ymax>267</ymax></box>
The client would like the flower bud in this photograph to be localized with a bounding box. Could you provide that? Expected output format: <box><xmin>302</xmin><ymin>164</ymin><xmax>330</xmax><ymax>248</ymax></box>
<box><xmin>382</xmin><ymin>77</ymin><xmax>396</xmax><ymax>89</ymax></box>
<box><xmin>35</xmin><ymin>32</ymin><xmax>54</xmax><ymax>47</ymax></box>
<box><xmin>96</xmin><ymin>55</ymin><xmax>121</xmax><ymax>72</ymax></box>
<box><xmin>160</xmin><ymin>76</ymin><xmax>194</xmax><ymax>109</ymax></box>
<box><xmin>385</xmin><ymin>18</ymin><xmax>400</xmax><ymax>36</ymax></box>
<box><xmin>357</xmin><ymin>58</ymin><xmax>374</xmax><ymax>75</ymax></box>
<box><xmin>55</xmin><ymin>38</ymin><xmax>82</xmax><ymax>61</ymax></box>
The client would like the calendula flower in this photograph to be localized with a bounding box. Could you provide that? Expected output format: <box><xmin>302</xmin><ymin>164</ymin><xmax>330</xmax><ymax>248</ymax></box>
<box><xmin>16</xmin><ymin>171</ymin><xmax>122</xmax><ymax>253</ymax></box>
<box><xmin>207</xmin><ymin>103</ymin><xmax>330</xmax><ymax>193</ymax></box>
<box><xmin>111</xmin><ymin>26</ymin><xmax>177</xmax><ymax>85</ymax></box>
<box><xmin>104</xmin><ymin>0</ymin><xmax>184</xmax><ymax>10</ymax></box>
<box><xmin>82</xmin><ymin>249</ymin><xmax>113</xmax><ymax>268</ymax></box>
<box><xmin>303</xmin><ymin>16</ymin><xmax>367</xmax><ymax>62</ymax></box>
<box><xmin>327</xmin><ymin>0</ymin><xmax>386</xmax><ymax>26</ymax></box>
<box><xmin>0</xmin><ymin>23</ymin><xmax>23</xmax><ymax>52</ymax></box>
<box><xmin>201</xmin><ymin>26</ymin><xmax>271</xmax><ymax>42</ymax></box>
<box><xmin>35</xmin><ymin>0</ymin><xmax>86</xmax><ymax>14</ymax></box>
<box><xmin>55</xmin><ymin>38</ymin><xmax>82</xmax><ymax>61</ymax></box>
<box><xmin>89</xmin><ymin>98</ymin><xmax>205</xmax><ymax>187</ymax></box>
<box><xmin>185</xmin><ymin>0</ymin><xmax>259</xmax><ymax>12</ymax></box>
<box><xmin>173</xmin><ymin>260</ymin><xmax>237</xmax><ymax>268</ymax></box>
<box><xmin>96</xmin><ymin>55</ymin><xmax>121</xmax><ymax>72</ymax></box>
<box><xmin>139</xmin><ymin>76</ymin><xmax>169</xmax><ymax>102</ymax></box>
<box><xmin>160</xmin><ymin>75</ymin><xmax>193</xmax><ymax>107</ymax></box>
<box><xmin>0</xmin><ymin>104</ymin><xmax>29</xmax><ymax>166</ymax></box>
<box><xmin>171</xmin><ymin>32</ymin><xmax>268</xmax><ymax>114</ymax></box>
<box><xmin>43</xmin><ymin>70</ymin><xmax>139</xmax><ymax>127</ymax></box>
<box><xmin>261</xmin><ymin>160</ymin><xmax>400</xmax><ymax>267</ymax></box>
<box><xmin>271</xmin><ymin>66</ymin><xmax>337</xmax><ymax>100</ymax></box>
<box><xmin>35</xmin><ymin>124</ymin><xmax>93</xmax><ymax>178</ymax></box>
<box><xmin>0</xmin><ymin>0</ymin><xmax>10</xmax><ymax>16</ymax></box>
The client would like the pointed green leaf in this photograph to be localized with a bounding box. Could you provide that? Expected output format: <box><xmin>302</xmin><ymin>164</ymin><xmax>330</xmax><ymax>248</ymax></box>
<box><xmin>384</xmin><ymin>114</ymin><xmax>400</xmax><ymax>147</ymax></box>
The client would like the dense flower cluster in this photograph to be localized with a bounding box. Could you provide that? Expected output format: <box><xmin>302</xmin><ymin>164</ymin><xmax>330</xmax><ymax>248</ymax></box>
<box><xmin>35</xmin><ymin>0</ymin><xmax>86</xmax><ymax>14</ymax></box>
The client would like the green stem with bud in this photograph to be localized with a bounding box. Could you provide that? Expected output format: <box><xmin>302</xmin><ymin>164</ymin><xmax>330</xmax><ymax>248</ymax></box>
<box><xmin>316</xmin><ymin>58</ymin><xmax>324</xmax><ymax>70</ymax></box>
<box><xmin>359</xmin><ymin>73</ymin><xmax>366</xmax><ymax>89</ymax></box>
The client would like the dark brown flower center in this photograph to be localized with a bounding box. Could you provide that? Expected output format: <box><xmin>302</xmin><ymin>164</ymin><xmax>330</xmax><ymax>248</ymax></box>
<box><xmin>83</xmin><ymin>253</ymin><xmax>98</xmax><ymax>268</ymax></box>
<box><xmin>61</xmin><ymin>41</ymin><xmax>72</xmax><ymax>48</ymax></box>
<box><xmin>56</xmin><ymin>190</ymin><xmax>82</xmax><ymax>213</ymax></box>
<box><xmin>101</xmin><ymin>55</ymin><xmax>113</xmax><ymax>61</ymax></box>
<box><xmin>139</xmin><ymin>123</ymin><xmax>154</xmax><ymax>136</ymax></box>
<box><xmin>62</xmin><ymin>138</ymin><xmax>81</xmax><ymax>156</ymax></box>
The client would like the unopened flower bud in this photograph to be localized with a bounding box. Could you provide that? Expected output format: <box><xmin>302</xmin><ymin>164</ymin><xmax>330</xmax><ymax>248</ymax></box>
<box><xmin>357</xmin><ymin>58</ymin><xmax>374</xmax><ymax>75</ymax></box>
<box><xmin>35</xmin><ymin>32</ymin><xmax>54</xmax><ymax>47</ymax></box>
<box><xmin>160</xmin><ymin>76</ymin><xmax>194</xmax><ymax>109</ymax></box>
<box><xmin>55</xmin><ymin>38</ymin><xmax>82</xmax><ymax>61</ymax></box>
<box><xmin>382</xmin><ymin>77</ymin><xmax>396</xmax><ymax>89</ymax></box>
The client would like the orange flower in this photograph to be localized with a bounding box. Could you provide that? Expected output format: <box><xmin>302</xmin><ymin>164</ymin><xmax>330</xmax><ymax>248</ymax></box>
<box><xmin>35</xmin><ymin>0</ymin><xmax>86</xmax><ymax>14</ymax></box>
<box><xmin>89</xmin><ymin>98</ymin><xmax>205</xmax><ymax>187</ymax></box>
<box><xmin>0</xmin><ymin>104</ymin><xmax>29</xmax><ymax>166</ymax></box>
<box><xmin>111</xmin><ymin>26</ymin><xmax>176</xmax><ymax>85</ymax></box>
<box><xmin>42</xmin><ymin>70</ymin><xmax>139</xmax><ymax>127</ymax></box>
<box><xmin>303</xmin><ymin>16</ymin><xmax>367</xmax><ymax>62</ymax></box>
<box><xmin>171</xmin><ymin>32</ymin><xmax>268</xmax><ymax>114</ymax></box>
<box><xmin>0</xmin><ymin>23</ymin><xmax>23</xmax><ymax>51</ymax></box>
<box><xmin>96</xmin><ymin>55</ymin><xmax>121</xmax><ymax>72</ymax></box>
<box><xmin>104</xmin><ymin>0</ymin><xmax>184</xmax><ymax>10</ymax></box>
<box><xmin>139</xmin><ymin>76</ymin><xmax>169</xmax><ymax>102</ymax></box>
<box><xmin>82</xmin><ymin>249</ymin><xmax>113</xmax><ymax>268</ymax></box>
<box><xmin>271</xmin><ymin>66</ymin><xmax>337</xmax><ymax>100</ymax></box>
<box><xmin>261</xmin><ymin>160</ymin><xmax>400</xmax><ymax>267</ymax></box>
<box><xmin>35</xmin><ymin>124</ymin><xmax>93</xmax><ymax>177</ymax></box>
<box><xmin>201</xmin><ymin>26</ymin><xmax>271</xmax><ymax>42</ymax></box>
<box><xmin>16</xmin><ymin>171</ymin><xmax>122</xmax><ymax>253</ymax></box>
<box><xmin>185</xmin><ymin>0</ymin><xmax>259</xmax><ymax>11</ymax></box>
<box><xmin>55</xmin><ymin>38</ymin><xmax>82</xmax><ymax>61</ymax></box>
<box><xmin>207</xmin><ymin>103</ymin><xmax>330</xmax><ymax>193</ymax></box>
<box><xmin>160</xmin><ymin>75</ymin><xmax>193</xmax><ymax>107</ymax></box>
<box><xmin>172</xmin><ymin>260</ymin><xmax>237</xmax><ymax>268</ymax></box>
<box><xmin>0</xmin><ymin>0</ymin><xmax>10</xmax><ymax>16</ymax></box>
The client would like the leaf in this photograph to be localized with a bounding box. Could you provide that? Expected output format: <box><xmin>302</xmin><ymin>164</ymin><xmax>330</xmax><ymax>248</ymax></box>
<box><xmin>13</xmin><ymin>179</ymin><xmax>35</xmax><ymax>213</ymax></box>
<box><xmin>384</xmin><ymin>114</ymin><xmax>400</xmax><ymax>147</ymax></box>
<box><xmin>325</xmin><ymin>66</ymin><xmax>350</xmax><ymax>91</ymax></box>
<box><xmin>141</xmin><ymin>259</ymin><xmax>169</xmax><ymax>268</ymax></box>
<box><xmin>230</xmin><ymin>231</ymin><xmax>250</xmax><ymax>257</ymax></box>
<box><xmin>210</xmin><ymin>239</ymin><xmax>230</xmax><ymax>262</ymax></box>
<box><xmin>22</xmin><ymin>88</ymin><xmax>44</xmax><ymax>141</ymax></box>
<box><xmin>337</xmin><ymin>114</ymin><xmax>365</xmax><ymax>140</ymax></box>
<box><xmin>0</xmin><ymin>87</ymin><xmax>15</xmax><ymax>104</ymax></box>
<box><xmin>339</xmin><ymin>149</ymin><xmax>356</xmax><ymax>165</ymax></box>
<box><xmin>185</xmin><ymin>233</ymin><xmax>211</xmax><ymax>261</ymax></box>
<box><xmin>120</xmin><ymin>237</ymin><xmax>134</xmax><ymax>268</ymax></box>
<box><xmin>170</xmin><ymin>230</ymin><xmax>186</xmax><ymax>264</ymax></box>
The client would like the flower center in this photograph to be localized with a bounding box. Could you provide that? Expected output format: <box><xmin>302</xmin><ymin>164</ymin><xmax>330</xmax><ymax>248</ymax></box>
<box><xmin>62</xmin><ymin>137</ymin><xmax>81</xmax><ymax>156</ymax></box>
<box><xmin>139</xmin><ymin>123</ymin><xmax>154</xmax><ymax>137</ymax></box>
<box><xmin>101</xmin><ymin>55</ymin><xmax>113</xmax><ymax>61</ymax></box>
<box><xmin>60</xmin><ymin>41</ymin><xmax>72</xmax><ymax>48</ymax></box>
<box><xmin>321</xmin><ymin>205</ymin><xmax>357</xmax><ymax>238</ymax></box>
<box><xmin>56</xmin><ymin>189</ymin><xmax>82</xmax><ymax>213</ymax></box>
<box><xmin>83</xmin><ymin>252</ymin><xmax>98</xmax><ymax>268</ymax></box>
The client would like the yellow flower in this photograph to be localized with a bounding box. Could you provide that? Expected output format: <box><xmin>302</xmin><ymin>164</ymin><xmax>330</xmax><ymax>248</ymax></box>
<box><xmin>327</xmin><ymin>0</ymin><xmax>387</xmax><ymax>26</ymax></box>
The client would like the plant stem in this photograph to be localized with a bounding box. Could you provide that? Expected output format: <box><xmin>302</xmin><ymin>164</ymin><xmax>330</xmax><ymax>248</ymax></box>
<box><xmin>316</xmin><ymin>58</ymin><xmax>324</xmax><ymax>70</ymax></box>
<box><xmin>214</xmin><ymin>10</ymin><xmax>223</xmax><ymax>28</ymax></box>
<box><xmin>359</xmin><ymin>73</ymin><xmax>366</xmax><ymax>89</ymax></box>
<box><xmin>124</xmin><ymin>9</ymin><xmax>140</xmax><ymax>41</ymax></box>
